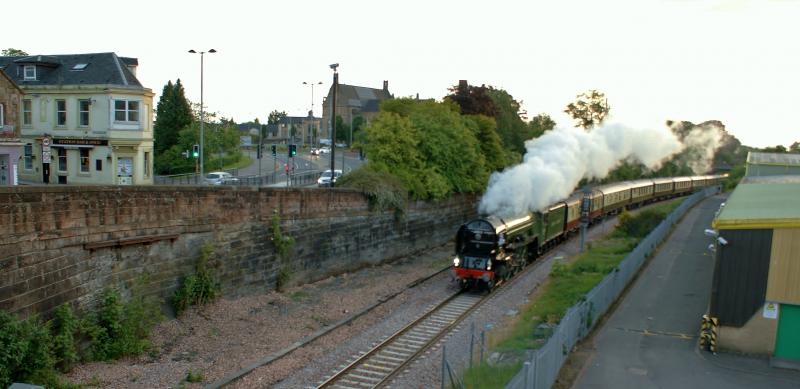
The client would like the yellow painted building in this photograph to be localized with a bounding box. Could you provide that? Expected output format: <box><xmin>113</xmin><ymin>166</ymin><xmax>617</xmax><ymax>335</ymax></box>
<box><xmin>0</xmin><ymin>53</ymin><xmax>154</xmax><ymax>185</ymax></box>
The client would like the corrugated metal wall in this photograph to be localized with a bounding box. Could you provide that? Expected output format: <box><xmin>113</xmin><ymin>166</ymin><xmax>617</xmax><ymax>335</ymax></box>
<box><xmin>767</xmin><ymin>229</ymin><xmax>800</xmax><ymax>304</ymax></box>
<box><xmin>711</xmin><ymin>229</ymin><xmax>773</xmax><ymax>326</ymax></box>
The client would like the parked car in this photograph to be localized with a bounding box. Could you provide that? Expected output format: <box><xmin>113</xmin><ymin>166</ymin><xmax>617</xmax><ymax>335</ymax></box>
<box><xmin>319</xmin><ymin>146</ymin><xmax>331</xmax><ymax>154</ymax></box>
<box><xmin>205</xmin><ymin>171</ymin><xmax>239</xmax><ymax>185</ymax></box>
<box><xmin>310</xmin><ymin>148</ymin><xmax>320</xmax><ymax>156</ymax></box>
<box><xmin>317</xmin><ymin>169</ymin><xmax>343</xmax><ymax>187</ymax></box>
<box><xmin>335</xmin><ymin>142</ymin><xmax>347</xmax><ymax>148</ymax></box>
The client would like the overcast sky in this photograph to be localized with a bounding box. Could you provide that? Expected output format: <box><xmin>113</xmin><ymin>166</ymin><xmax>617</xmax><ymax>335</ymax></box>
<box><xmin>5</xmin><ymin>0</ymin><xmax>799</xmax><ymax>147</ymax></box>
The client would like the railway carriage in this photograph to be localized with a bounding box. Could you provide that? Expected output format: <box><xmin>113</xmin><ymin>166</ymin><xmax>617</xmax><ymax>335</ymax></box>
<box><xmin>597</xmin><ymin>182</ymin><xmax>633</xmax><ymax>214</ymax></box>
<box><xmin>673</xmin><ymin>176</ymin><xmax>693</xmax><ymax>195</ymax></box>
<box><xmin>565</xmin><ymin>193</ymin><xmax>583</xmax><ymax>234</ymax></box>
<box><xmin>652</xmin><ymin>177</ymin><xmax>675</xmax><ymax>200</ymax></box>
<box><xmin>629</xmin><ymin>179</ymin><xmax>656</xmax><ymax>207</ymax></box>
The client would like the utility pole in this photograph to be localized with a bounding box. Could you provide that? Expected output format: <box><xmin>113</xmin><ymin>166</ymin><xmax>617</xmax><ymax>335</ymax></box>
<box><xmin>329</xmin><ymin>63</ymin><xmax>339</xmax><ymax>187</ymax></box>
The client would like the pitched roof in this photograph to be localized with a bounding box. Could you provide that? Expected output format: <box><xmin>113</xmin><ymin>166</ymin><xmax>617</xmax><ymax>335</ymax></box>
<box><xmin>0</xmin><ymin>69</ymin><xmax>22</xmax><ymax>93</ymax></box>
<box><xmin>0</xmin><ymin>52</ymin><xmax>144</xmax><ymax>88</ymax></box>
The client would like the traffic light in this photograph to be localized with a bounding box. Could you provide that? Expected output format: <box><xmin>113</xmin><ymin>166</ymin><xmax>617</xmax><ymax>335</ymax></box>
<box><xmin>288</xmin><ymin>144</ymin><xmax>297</xmax><ymax>158</ymax></box>
<box><xmin>192</xmin><ymin>144</ymin><xmax>200</xmax><ymax>158</ymax></box>
<box><xmin>256</xmin><ymin>143</ymin><xmax>262</xmax><ymax>159</ymax></box>
<box><xmin>271</xmin><ymin>144</ymin><xmax>277</xmax><ymax>157</ymax></box>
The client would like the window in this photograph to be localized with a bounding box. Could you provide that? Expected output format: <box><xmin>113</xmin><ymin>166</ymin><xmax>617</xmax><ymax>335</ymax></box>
<box><xmin>0</xmin><ymin>103</ymin><xmax>4</xmax><ymax>127</ymax></box>
<box><xmin>143</xmin><ymin>152</ymin><xmax>150</xmax><ymax>177</ymax></box>
<box><xmin>56</xmin><ymin>100</ymin><xmax>66</xmax><ymax>126</ymax></box>
<box><xmin>23</xmin><ymin>65</ymin><xmax>36</xmax><ymax>80</ymax></box>
<box><xmin>79</xmin><ymin>100</ymin><xmax>90</xmax><ymax>127</ymax></box>
<box><xmin>24</xmin><ymin>144</ymin><xmax>33</xmax><ymax>170</ymax></box>
<box><xmin>114</xmin><ymin>100</ymin><xmax>139</xmax><ymax>122</ymax></box>
<box><xmin>95</xmin><ymin>159</ymin><xmax>102</xmax><ymax>171</ymax></box>
<box><xmin>80</xmin><ymin>149</ymin><xmax>90</xmax><ymax>173</ymax></box>
<box><xmin>57</xmin><ymin>148</ymin><xmax>67</xmax><ymax>172</ymax></box>
<box><xmin>22</xmin><ymin>99</ymin><xmax>32</xmax><ymax>126</ymax></box>
<box><xmin>71</xmin><ymin>63</ymin><xmax>88</xmax><ymax>71</ymax></box>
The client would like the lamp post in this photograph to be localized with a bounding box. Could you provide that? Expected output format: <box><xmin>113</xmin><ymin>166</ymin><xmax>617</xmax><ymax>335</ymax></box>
<box><xmin>188</xmin><ymin>48</ymin><xmax>216</xmax><ymax>180</ymax></box>
<box><xmin>329</xmin><ymin>63</ymin><xmax>338</xmax><ymax>187</ymax></box>
<box><xmin>304</xmin><ymin>81</ymin><xmax>323</xmax><ymax>148</ymax></box>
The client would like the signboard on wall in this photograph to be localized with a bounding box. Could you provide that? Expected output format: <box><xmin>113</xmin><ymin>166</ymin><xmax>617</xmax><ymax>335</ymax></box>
<box><xmin>763</xmin><ymin>302</ymin><xmax>779</xmax><ymax>319</ymax></box>
<box><xmin>117</xmin><ymin>157</ymin><xmax>133</xmax><ymax>185</ymax></box>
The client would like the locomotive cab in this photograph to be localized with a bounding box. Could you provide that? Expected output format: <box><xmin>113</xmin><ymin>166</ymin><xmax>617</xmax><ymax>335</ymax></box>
<box><xmin>454</xmin><ymin>219</ymin><xmax>505</xmax><ymax>290</ymax></box>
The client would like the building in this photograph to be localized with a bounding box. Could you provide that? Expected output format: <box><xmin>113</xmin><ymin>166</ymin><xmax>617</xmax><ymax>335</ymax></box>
<box><xmin>745</xmin><ymin>152</ymin><xmax>800</xmax><ymax>177</ymax></box>
<box><xmin>0</xmin><ymin>53</ymin><xmax>154</xmax><ymax>185</ymax></box>
<box><xmin>0</xmin><ymin>69</ymin><xmax>23</xmax><ymax>185</ymax></box>
<box><xmin>321</xmin><ymin>80</ymin><xmax>392</xmax><ymax>143</ymax></box>
<box><xmin>708</xmin><ymin>152</ymin><xmax>800</xmax><ymax>368</ymax></box>
<box><xmin>263</xmin><ymin>113</ymin><xmax>321</xmax><ymax>146</ymax></box>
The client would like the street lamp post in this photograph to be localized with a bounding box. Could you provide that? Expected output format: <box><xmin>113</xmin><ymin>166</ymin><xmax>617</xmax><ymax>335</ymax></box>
<box><xmin>303</xmin><ymin>81</ymin><xmax>323</xmax><ymax>148</ymax></box>
<box><xmin>188</xmin><ymin>48</ymin><xmax>216</xmax><ymax>180</ymax></box>
<box><xmin>329</xmin><ymin>63</ymin><xmax>338</xmax><ymax>187</ymax></box>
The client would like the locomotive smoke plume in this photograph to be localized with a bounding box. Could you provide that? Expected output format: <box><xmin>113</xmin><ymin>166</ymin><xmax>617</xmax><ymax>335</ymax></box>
<box><xmin>478</xmin><ymin>123</ymin><xmax>723</xmax><ymax>218</ymax></box>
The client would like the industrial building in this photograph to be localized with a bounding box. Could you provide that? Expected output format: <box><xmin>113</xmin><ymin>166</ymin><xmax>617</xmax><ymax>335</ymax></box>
<box><xmin>709</xmin><ymin>152</ymin><xmax>800</xmax><ymax>369</ymax></box>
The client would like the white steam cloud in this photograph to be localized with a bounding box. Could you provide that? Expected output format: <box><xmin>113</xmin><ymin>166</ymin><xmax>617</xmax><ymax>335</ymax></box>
<box><xmin>478</xmin><ymin>123</ymin><xmax>724</xmax><ymax>218</ymax></box>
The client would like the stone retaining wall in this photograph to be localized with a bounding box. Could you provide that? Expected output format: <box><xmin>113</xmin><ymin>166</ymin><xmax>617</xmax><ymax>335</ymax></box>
<box><xmin>0</xmin><ymin>186</ymin><xmax>478</xmax><ymax>317</ymax></box>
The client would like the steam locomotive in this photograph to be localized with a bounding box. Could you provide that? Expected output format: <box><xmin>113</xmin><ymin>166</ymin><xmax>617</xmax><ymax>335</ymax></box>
<box><xmin>453</xmin><ymin>175</ymin><xmax>724</xmax><ymax>290</ymax></box>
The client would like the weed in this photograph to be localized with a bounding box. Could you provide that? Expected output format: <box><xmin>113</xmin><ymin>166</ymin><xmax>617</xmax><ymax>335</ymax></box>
<box><xmin>173</xmin><ymin>242</ymin><xmax>221</xmax><ymax>315</ymax></box>
<box><xmin>185</xmin><ymin>370</ymin><xmax>204</xmax><ymax>383</ymax></box>
<box><xmin>271</xmin><ymin>213</ymin><xmax>296</xmax><ymax>292</ymax></box>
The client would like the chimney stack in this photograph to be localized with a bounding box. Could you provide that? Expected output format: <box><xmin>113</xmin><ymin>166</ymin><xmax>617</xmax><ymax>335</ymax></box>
<box><xmin>383</xmin><ymin>80</ymin><xmax>388</xmax><ymax>92</ymax></box>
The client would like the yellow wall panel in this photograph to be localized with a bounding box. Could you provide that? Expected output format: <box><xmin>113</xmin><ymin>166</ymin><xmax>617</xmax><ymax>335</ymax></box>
<box><xmin>766</xmin><ymin>228</ymin><xmax>800</xmax><ymax>304</ymax></box>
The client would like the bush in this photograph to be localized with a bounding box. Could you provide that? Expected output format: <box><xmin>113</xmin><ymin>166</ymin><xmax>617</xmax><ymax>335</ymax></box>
<box><xmin>83</xmin><ymin>285</ymin><xmax>162</xmax><ymax>361</ymax></box>
<box><xmin>336</xmin><ymin>165</ymin><xmax>407</xmax><ymax>213</ymax></box>
<box><xmin>270</xmin><ymin>214</ymin><xmax>296</xmax><ymax>292</ymax></box>
<box><xmin>616</xmin><ymin>208</ymin><xmax>668</xmax><ymax>238</ymax></box>
<box><xmin>51</xmin><ymin>304</ymin><xmax>79</xmax><ymax>371</ymax></box>
<box><xmin>173</xmin><ymin>243</ymin><xmax>221</xmax><ymax>315</ymax></box>
<box><xmin>0</xmin><ymin>312</ymin><xmax>53</xmax><ymax>388</ymax></box>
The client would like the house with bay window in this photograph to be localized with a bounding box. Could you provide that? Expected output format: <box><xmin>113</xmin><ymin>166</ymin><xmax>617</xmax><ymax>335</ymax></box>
<box><xmin>0</xmin><ymin>52</ymin><xmax>154</xmax><ymax>185</ymax></box>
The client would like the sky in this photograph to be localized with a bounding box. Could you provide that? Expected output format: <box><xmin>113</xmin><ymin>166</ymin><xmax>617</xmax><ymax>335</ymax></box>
<box><xmin>4</xmin><ymin>0</ymin><xmax>799</xmax><ymax>148</ymax></box>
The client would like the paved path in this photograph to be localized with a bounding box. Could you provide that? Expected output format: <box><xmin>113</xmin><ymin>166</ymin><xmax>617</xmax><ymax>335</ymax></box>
<box><xmin>573</xmin><ymin>194</ymin><xmax>800</xmax><ymax>389</ymax></box>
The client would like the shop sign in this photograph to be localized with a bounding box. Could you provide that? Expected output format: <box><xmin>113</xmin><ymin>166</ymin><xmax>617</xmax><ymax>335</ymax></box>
<box><xmin>53</xmin><ymin>138</ymin><xmax>109</xmax><ymax>146</ymax></box>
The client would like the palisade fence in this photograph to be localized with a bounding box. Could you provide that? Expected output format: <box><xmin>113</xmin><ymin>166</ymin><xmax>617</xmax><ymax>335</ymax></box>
<box><xmin>502</xmin><ymin>186</ymin><xmax>719</xmax><ymax>389</ymax></box>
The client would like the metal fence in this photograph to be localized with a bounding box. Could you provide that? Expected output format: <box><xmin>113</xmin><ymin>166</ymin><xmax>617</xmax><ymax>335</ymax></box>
<box><xmin>153</xmin><ymin>169</ymin><xmax>322</xmax><ymax>188</ymax></box>
<box><xmin>505</xmin><ymin>187</ymin><xmax>719</xmax><ymax>389</ymax></box>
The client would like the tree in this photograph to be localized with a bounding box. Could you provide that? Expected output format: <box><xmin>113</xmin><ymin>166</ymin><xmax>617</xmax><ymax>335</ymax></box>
<box><xmin>564</xmin><ymin>90</ymin><xmax>610</xmax><ymax>129</ymax></box>
<box><xmin>154</xmin><ymin>79</ymin><xmax>193</xmax><ymax>158</ymax></box>
<box><xmin>487</xmin><ymin>88</ymin><xmax>531</xmax><ymax>155</ymax></box>
<box><xmin>268</xmin><ymin>110</ymin><xmax>287</xmax><ymax>125</ymax></box>
<box><xmin>1</xmin><ymin>48</ymin><xmax>28</xmax><ymax>56</ymax></box>
<box><xmin>790</xmin><ymin>141</ymin><xmax>800</xmax><ymax>153</ymax></box>
<box><xmin>445</xmin><ymin>80</ymin><xmax>497</xmax><ymax>117</ymax></box>
<box><xmin>529</xmin><ymin>113</ymin><xmax>556</xmax><ymax>138</ymax></box>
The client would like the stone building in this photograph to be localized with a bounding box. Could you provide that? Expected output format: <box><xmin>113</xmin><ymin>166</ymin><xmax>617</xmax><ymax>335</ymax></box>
<box><xmin>0</xmin><ymin>53</ymin><xmax>154</xmax><ymax>185</ymax></box>
<box><xmin>0</xmin><ymin>69</ymin><xmax>23</xmax><ymax>185</ymax></box>
<box><xmin>321</xmin><ymin>80</ymin><xmax>392</xmax><ymax>143</ymax></box>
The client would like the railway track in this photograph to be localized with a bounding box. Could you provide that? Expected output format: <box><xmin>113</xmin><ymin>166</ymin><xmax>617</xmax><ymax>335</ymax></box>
<box><xmin>315</xmin><ymin>291</ymin><xmax>484</xmax><ymax>389</ymax></box>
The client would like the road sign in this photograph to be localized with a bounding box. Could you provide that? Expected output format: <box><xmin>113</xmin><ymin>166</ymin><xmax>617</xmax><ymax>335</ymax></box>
<box><xmin>42</xmin><ymin>151</ymin><xmax>51</xmax><ymax>162</ymax></box>
<box><xmin>42</xmin><ymin>136</ymin><xmax>51</xmax><ymax>152</ymax></box>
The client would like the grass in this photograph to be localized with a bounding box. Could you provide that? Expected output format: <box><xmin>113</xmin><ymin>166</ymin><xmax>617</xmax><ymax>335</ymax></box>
<box><xmin>224</xmin><ymin>155</ymin><xmax>252</xmax><ymax>171</ymax></box>
<box><xmin>461</xmin><ymin>199</ymin><xmax>683</xmax><ymax>388</ymax></box>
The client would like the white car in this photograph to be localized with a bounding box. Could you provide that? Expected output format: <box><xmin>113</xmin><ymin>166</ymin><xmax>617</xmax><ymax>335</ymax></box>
<box><xmin>319</xmin><ymin>146</ymin><xmax>331</xmax><ymax>154</ymax></box>
<box><xmin>317</xmin><ymin>169</ymin><xmax>342</xmax><ymax>187</ymax></box>
<box><xmin>205</xmin><ymin>171</ymin><xmax>238</xmax><ymax>185</ymax></box>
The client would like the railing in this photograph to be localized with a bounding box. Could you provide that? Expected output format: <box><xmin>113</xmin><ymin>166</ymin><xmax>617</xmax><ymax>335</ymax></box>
<box><xmin>155</xmin><ymin>169</ymin><xmax>323</xmax><ymax>188</ymax></box>
<box><xmin>504</xmin><ymin>186</ymin><xmax>719</xmax><ymax>389</ymax></box>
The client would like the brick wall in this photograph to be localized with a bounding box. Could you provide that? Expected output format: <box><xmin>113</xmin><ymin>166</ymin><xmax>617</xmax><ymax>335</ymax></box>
<box><xmin>0</xmin><ymin>186</ymin><xmax>478</xmax><ymax>317</ymax></box>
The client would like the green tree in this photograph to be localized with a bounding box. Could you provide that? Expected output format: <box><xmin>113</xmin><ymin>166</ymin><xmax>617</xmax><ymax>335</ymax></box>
<box><xmin>1</xmin><ymin>48</ymin><xmax>28</xmax><ymax>56</ymax></box>
<box><xmin>565</xmin><ymin>90</ymin><xmax>610</xmax><ymax>129</ymax></box>
<box><xmin>268</xmin><ymin>110</ymin><xmax>287</xmax><ymax>125</ymax></box>
<box><xmin>487</xmin><ymin>88</ymin><xmax>531</xmax><ymax>155</ymax></box>
<box><xmin>464</xmin><ymin>115</ymin><xmax>507</xmax><ymax>172</ymax></box>
<box><xmin>790</xmin><ymin>141</ymin><xmax>800</xmax><ymax>153</ymax></box>
<box><xmin>154</xmin><ymin>79</ymin><xmax>193</xmax><ymax>158</ymax></box>
<box><xmin>529</xmin><ymin>113</ymin><xmax>556</xmax><ymax>138</ymax></box>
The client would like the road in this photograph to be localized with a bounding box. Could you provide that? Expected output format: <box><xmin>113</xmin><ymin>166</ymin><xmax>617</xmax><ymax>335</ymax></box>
<box><xmin>237</xmin><ymin>148</ymin><xmax>363</xmax><ymax>178</ymax></box>
<box><xmin>572</xmin><ymin>194</ymin><xmax>800</xmax><ymax>389</ymax></box>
